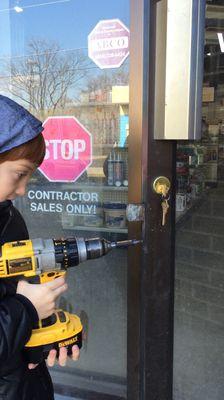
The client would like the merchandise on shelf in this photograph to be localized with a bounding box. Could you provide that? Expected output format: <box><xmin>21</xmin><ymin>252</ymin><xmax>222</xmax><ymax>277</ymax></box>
<box><xmin>61</xmin><ymin>201</ymin><xmax>127</xmax><ymax>230</ymax></box>
<box><xmin>104</xmin><ymin>202</ymin><xmax>127</xmax><ymax>228</ymax></box>
<box><xmin>104</xmin><ymin>147</ymin><xmax>128</xmax><ymax>188</ymax></box>
<box><xmin>175</xmin><ymin>120</ymin><xmax>224</xmax><ymax>219</ymax></box>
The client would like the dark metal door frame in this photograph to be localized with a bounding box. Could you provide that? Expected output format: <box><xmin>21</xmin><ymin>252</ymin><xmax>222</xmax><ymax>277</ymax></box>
<box><xmin>55</xmin><ymin>1</ymin><xmax>176</xmax><ymax>399</ymax></box>
<box><xmin>128</xmin><ymin>1</ymin><xmax>176</xmax><ymax>399</ymax></box>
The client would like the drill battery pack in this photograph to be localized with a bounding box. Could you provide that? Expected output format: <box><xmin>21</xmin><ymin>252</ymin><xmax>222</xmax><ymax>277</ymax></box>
<box><xmin>24</xmin><ymin>309</ymin><xmax>83</xmax><ymax>363</ymax></box>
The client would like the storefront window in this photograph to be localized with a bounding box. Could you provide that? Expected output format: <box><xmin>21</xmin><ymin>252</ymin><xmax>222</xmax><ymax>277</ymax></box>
<box><xmin>0</xmin><ymin>1</ymin><xmax>130</xmax><ymax>397</ymax></box>
<box><xmin>174</xmin><ymin>2</ymin><xmax>224</xmax><ymax>399</ymax></box>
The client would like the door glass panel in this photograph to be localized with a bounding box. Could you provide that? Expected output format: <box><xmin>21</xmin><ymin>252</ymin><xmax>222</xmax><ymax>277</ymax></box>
<box><xmin>174</xmin><ymin>2</ymin><xmax>224</xmax><ymax>399</ymax></box>
<box><xmin>0</xmin><ymin>1</ymin><xmax>130</xmax><ymax>397</ymax></box>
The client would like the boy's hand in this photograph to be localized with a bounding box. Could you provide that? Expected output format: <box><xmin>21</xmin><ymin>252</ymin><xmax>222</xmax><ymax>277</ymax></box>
<box><xmin>17</xmin><ymin>277</ymin><xmax>68</xmax><ymax>320</ymax></box>
<box><xmin>28</xmin><ymin>345</ymin><xmax>80</xmax><ymax>369</ymax></box>
<box><xmin>47</xmin><ymin>345</ymin><xmax>80</xmax><ymax>367</ymax></box>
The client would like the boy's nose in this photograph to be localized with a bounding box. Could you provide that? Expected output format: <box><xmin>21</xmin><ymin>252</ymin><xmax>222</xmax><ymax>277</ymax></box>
<box><xmin>15</xmin><ymin>184</ymin><xmax>26</xmax><ymax>197</ymax></box>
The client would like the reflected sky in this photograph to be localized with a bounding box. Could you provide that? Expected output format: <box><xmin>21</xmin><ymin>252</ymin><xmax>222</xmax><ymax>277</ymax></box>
<box><xmin>0</xmin><ymin>0</ymin><xmax>130</xmax><ymax>58</ymax></box>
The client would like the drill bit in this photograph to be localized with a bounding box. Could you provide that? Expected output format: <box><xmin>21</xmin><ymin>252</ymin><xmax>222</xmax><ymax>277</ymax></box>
<box><xmin>110</xmin><ymin>239</ymin><xmax>143</xmax><ymax>249</ymax></box>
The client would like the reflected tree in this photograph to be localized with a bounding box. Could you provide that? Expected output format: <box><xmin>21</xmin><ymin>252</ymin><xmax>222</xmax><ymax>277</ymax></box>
<box><xmin>1</xmin><ymin>38</ymin><xmax>90</xmax><ymax>118</ymax></box>
<box><xmin>86</xmin><ymin>67</ymin><xmax>129</xmax><ymax>93</ymax></box>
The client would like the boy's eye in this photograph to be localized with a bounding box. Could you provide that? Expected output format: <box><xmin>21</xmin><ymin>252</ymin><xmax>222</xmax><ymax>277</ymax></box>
<box><xmin>14</xmin><ymin>172</ymin><xmax>28</xmax><ymax>179</ymax></box>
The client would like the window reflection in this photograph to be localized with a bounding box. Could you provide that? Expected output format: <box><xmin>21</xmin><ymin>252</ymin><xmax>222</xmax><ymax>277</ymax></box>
<box><xmin>0</xmin><ymin>0</ymin><xmax>130</xmax><ymax>397</ymax></box>
<box><xmin>174</xmin><ymin>2</ymin><xmax>224</xmax><ymax>400</ymax></box>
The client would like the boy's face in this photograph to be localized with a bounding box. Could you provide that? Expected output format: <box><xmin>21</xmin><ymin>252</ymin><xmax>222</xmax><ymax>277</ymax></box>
<box><xmin>0</xmin><ymin>159</ymin><xmax>36</xmax><ymax>202</ymax></box>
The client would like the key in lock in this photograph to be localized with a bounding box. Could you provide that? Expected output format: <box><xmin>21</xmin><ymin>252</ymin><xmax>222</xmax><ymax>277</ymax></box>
<box><xmin>152</xmin><ymin>176</ymin><xmax>171</xmax><ymax>226</ymax></box>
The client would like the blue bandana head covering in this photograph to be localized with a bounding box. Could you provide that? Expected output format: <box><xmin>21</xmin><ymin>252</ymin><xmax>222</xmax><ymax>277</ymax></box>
<box><xmin>0</xmin><ymin>95</ymin><xmax>43</xmax><ymax>154</ymax></box>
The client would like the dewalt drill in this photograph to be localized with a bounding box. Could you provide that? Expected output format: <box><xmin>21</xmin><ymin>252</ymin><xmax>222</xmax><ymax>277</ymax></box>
<box><xmin>0</xmin><ymin>237</ymin><xmax>141</xmax><ymax>363</ymax></box>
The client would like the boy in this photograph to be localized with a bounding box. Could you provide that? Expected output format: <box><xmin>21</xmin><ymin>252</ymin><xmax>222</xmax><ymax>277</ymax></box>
<box><xmin>0</xmin><ymin>95</ymin><xmax>79</xmax><ymax>400</ymax></box>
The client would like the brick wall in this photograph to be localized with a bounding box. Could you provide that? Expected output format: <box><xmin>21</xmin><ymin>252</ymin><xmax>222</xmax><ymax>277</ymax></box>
<box><xmin>175</xmin><ymin>187</ymin><xmax>224</xmax><ymax>326</ymax></box>
<box><xmin>174</xmin><ymin>186</ymin><xmax>224</xmax><ymax>400</ymax></box>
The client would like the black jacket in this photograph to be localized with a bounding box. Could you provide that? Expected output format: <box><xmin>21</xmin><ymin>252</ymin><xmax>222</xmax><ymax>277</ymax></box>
<box><xmin>0</xmin><ymin>201</ymin><xmax>54</xmax><ymax>400</ymax></box>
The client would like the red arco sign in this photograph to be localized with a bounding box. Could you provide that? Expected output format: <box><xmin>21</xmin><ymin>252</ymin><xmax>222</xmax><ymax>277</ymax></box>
<box><xmin>88</xmin><ymin>19</ymin><xmax>130</xmax><ymax>69</ymax></box>
<box><xmin>39</xmin><ymin>116</ymin><xmax>92</xmax><ymax>182</ymax></box>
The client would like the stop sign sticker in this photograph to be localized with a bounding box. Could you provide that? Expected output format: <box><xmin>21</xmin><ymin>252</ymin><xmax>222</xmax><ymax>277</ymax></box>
<box><xmin>88</xmin><ymin>19</ymin><xmax>130</xmax><ymax>69</ymax></box>
<box><xmin>39</xmin><ymin>117</ymin><xmax>92</xmax><ymax>182</ymax></box>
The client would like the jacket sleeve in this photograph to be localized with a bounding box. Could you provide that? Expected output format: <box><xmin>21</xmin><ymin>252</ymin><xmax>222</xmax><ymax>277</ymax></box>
<box><xmin>0</xmin><ymin>203</ymin><xmax>39</xmax><ymax>362</ymax></box>
<box><xmin>0</xmin><ymin>293</ymin><xmax>39</xmax><ymax>363</ymax></box>
<box><xmin>0</xmin><ymin>203</ymin><xmax>30</xmax><ymax>299</ymax></box>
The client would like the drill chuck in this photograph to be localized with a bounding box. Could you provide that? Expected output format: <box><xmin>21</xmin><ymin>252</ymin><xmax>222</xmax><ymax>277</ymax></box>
<box><xmin>52</xmin><ymin>237</ymin><xmax>142</xmax><ymax>269</ymax></box>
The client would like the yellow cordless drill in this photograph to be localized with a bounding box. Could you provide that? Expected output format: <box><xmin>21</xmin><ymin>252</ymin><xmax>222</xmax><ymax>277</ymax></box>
<box><xmin>0</xmin><ymin>237</ymin><xmax>141</xmax><ymax>363</ymax></box>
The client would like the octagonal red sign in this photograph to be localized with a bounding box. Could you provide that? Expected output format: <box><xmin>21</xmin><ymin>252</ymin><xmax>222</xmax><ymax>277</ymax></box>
<box><xmin>39</xmin><ymin>116</ymin><xmax>92</xmax><ymax>182</ymax></box>
<box><xmin>88</xmin><ymin>19</ymin><xmax>130</xmax><ymax>69</ymax></box>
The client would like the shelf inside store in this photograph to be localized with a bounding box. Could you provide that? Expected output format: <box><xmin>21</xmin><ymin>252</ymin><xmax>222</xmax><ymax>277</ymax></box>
<box><xmin>187</xmin><ymin>161</ymin><xmax>217</xmax><ymax>167</ymax></box>
<box><xmin>76</xmin><ymin>101</ymin><xmax>128</xmax><ymax>107</ymax></box>
<box><xmin>200</xmin><ymin>142</ymin><xmax>218</xmax><ymax>146</ymax></box>
<box><xmin>93</xmin><ymin>144</ymin><xmax>128</xmax><ymax>148</ymax></box>
<box><xmin>176</xmin><ymin>189</ymin><xmax>210</xmax><ymax>226</ymax></box>
<box><xmin>62</xmin><ymin>225</ymin><xmax>128</xmax><ymax>234</ymax></box>
<box><xmin>205</xmin><ymin>180</ymin><xmax>217</xmax><ymax>184</ymax></box>
<box><xmin>176</xmin><ymin>202</ymin><xmax>198</xmax><ymax>222</ymax></box>
<box><xmin>60</xmin><ymin>184</ymin><xmax>128</xmax><ymax>191</ymax></box>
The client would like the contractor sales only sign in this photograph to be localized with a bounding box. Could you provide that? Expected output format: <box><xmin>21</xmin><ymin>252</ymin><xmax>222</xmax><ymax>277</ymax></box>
<box><xmin>39</xmin><ymin>116</ymin><xmax>92</xmax><ymax>182</ymax></box>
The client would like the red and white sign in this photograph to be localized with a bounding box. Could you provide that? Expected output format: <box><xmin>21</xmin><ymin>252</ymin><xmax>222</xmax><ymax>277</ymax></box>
<box><xmin>39</xmin><ymin>116</ymin><xmax>92</xmax><ymax>182</ymax></box>
<box><xmin>88</xmin><ymin>19</ymin><xmax>130</xmax><ymax>69</ymax></box>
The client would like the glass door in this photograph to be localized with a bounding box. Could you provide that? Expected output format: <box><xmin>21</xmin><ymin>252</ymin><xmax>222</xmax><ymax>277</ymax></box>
<box><xmin>0</xmin><ymin>1</ymin><xmax>131</xmax><ymax>398</ymax></box>
<box><xmin>0</xmin><ymin>2</ymin><xmax>179</xmax><ymax>399</ymax></box>
<box><xmin>174</xmin><ymin>2</ymin><xmax>224</xmax><ymax>399</ymax></box>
